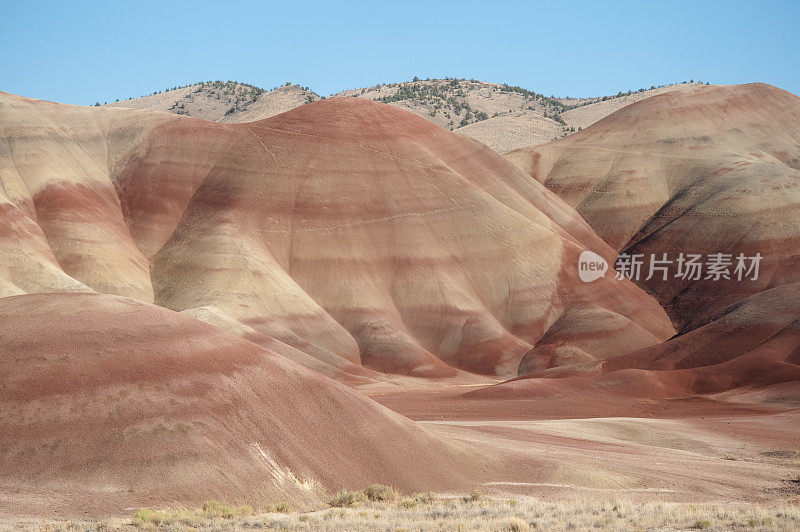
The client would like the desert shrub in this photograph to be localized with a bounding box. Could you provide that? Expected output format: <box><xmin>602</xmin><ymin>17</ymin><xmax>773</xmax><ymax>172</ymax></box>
<box><xmin>329</xmin><ymin>489</ymin><xmax>367</xmax><ymax>507</ymax></box>
<box><xmin>234</xmin><ymin>504</ymin><xmax>254</xmax><ymax>517</ymax></box>
<box><xmin>412</xmin><ymin>492</ymin><xmax>435</xmax><ymax>504</ymax></box>
<box><xmin>201</xmin><ymin>500</ymin><xmax>252</xmax><ymax>518</ymax></box>
<box><xmin>134</xmin><ymin>508</ymin><xmax>165</xmax><ymax>524</ymax></box>
<box><xmin>467</xmin><ymin>489</ymin><xmax>483</xmax><ymax>502</ymax></box>
<box><xmin>132</xmin><ymin>507</ymin><xmax>205</xmax><ymax>526</ymax></box>
<box><xmin>202</xmin><ymin>500</ymin><xmax>231</xmax><ymax>517</ymax></box>
<box><xmin>274</xmin><ymin>502</ymin><xmax>292</xmax><ymax>513</ymax></box>
<box><xmin>399</xmin><ymin>498</ymin><xmax>417</xmax><ymax>509</ymax></box>
<box><xmin>691</xmin><ymin>519</ymin><xmax>711</xmax><ymax>529</ymax></box>
<box><xmin>364</xmin><ymin>484</ymin><xmax>397</xmax><ymax>502</ymax></box>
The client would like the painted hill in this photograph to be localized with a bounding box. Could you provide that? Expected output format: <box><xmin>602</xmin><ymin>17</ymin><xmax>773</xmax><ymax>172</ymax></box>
<box><xmin>3</xmin><ymin>81</ymin><xmax>800</xmax><ymax>516</ymax></box>
<box><xmin>505</xmin><ymin>83</ymin><xmax>800</xmax><ymax>332</ymax></box>
<box><xmin>0</xmin><ymin>292</ymin><xmax>493</xmax><ymax>514</ymax></box>
<box><xmin>0</xmin><ymin>91</ymin><xmax>673</xmax><ymax>380</ymax></box>
<box><xmin>480</xmin><ymin>282</ymin><xmax>800</xmax><ymax>404</ymax></box>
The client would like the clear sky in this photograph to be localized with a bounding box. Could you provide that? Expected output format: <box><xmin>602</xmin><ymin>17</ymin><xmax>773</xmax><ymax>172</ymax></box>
<box><xmin>2</xmin><ymin>0</ymin><xmax>798</xmax><ymax>106</ymax></box>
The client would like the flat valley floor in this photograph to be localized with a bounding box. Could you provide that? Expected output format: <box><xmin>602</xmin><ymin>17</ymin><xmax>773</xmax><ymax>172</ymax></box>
<box><xmin>2</xmin><ymin>378</ymin><xmax>799</xmax><ymax>530</ymax></box>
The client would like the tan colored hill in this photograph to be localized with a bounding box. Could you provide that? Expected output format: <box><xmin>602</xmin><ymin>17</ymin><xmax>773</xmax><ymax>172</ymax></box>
<box><xmin>335</xmin><ymin>80</ymin><xmax>704</xmax><ymax>152</ymax></box>
<box><xmin>106</xmin><ymin>81</ymin><xmax>319</xmax><ymax>122</ymax></box>
<box><xmin>558</xmin><ymin>83</ymin><xmax>705</xmax><ymax>130</ymax></box>
<box><xmin>107</xmin><ymin>79</ymin><xmax>703</xmax><ymax>153</ymax></box>
<box><xmin>334</xmin><ymin>79</ymin><xmax>564</xmax><ymax>131</ymax></box>
<box><xmin>452</xmin><ymin>111</ymin><xmax>563</xmax><ymax>153</ymax></box>
<box><xmin>505</xmin><ymin>83</ymin><xmax>800</xmax><ymax>332</ymax></box>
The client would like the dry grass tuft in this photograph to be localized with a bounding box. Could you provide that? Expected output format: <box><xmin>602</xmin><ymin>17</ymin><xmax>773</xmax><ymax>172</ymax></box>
<box><xmin>363</xmin><ymin>484</ymin><xmax>397</xmax><ymax>502</ymax></box>
<box><xmin>201</xmin><ymin>500</ymin><xmax>253</xmax><ymax>518</ymax></box>
<box><xmin>328</xmin><ymin>489</ymin><xmax>368</xmax><ymax>508</ymax></box>
<box><xmin>412</xmin><ymin>492</ymin><xmax>435</xmax><ymax>504</ymax></box>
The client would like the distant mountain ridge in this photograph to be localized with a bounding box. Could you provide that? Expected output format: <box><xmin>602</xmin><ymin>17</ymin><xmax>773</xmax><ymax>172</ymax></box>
<box><xmin>105</xmin><ymin>78</ymin><xmax>708</xmax><ymax>152</ymax></box>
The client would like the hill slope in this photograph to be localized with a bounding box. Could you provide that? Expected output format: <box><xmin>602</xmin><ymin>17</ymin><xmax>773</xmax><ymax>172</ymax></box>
<box><xmin>505</xmin><ymin>83</ymin><xmax>800</xmax><ymax>331</ymax></box>
<box><xmin>335</xmin><ymin>80</ymin><xmax>702</xmax><ymax>152</ymax></box>
<box><xmin>0</xmin><ymin>292</ymin><xmax>493</xmax><ymax>514</ymax></box>
<box><xmin>482</xmin><ymin>283</ymin><xmax>800</xmax><ymax>404</ymax></box>
<box><xmin>0</xmin><ymin>91</ymin><xmax>674</xmax><ymax>379</ymax></box>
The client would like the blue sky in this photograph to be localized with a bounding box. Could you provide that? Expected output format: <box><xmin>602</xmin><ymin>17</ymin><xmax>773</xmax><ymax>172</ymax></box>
<box><xmin>1</xmin><ymin>0</ymin><xmax>798</xmax><ymax>105</ymax></box>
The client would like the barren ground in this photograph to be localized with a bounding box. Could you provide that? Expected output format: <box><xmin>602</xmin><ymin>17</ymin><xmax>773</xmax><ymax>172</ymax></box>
<box><xmin>2</xmin><ymin>378</ymin><xmax>798</xmax><ymax>528</ymax></box>
<box><xmin>362</xmin><ymin>382</ymin><xmax>800</xmax><ymax>504</ymax></box>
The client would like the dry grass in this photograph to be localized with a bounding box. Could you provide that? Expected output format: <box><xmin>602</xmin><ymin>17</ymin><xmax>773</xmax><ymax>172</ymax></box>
<box><xmin>363</xmin><ymin>484</ymin><xmax>398</xmax><ymax>502</ymax></box>
<box><xmin>12</xmin><ymin>493</ymin><xmax>800</xmax><ymax>531</ymax></box>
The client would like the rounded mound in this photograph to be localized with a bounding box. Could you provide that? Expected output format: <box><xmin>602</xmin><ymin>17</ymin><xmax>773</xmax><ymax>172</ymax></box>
<box><xmin>0</xmin><ymin>292</ymin><xmax>489</xmax><ymax>515</ymax></box>
<box><xmin>506</xmin><ymin>83</ymin><xmax>800</xmax><ymax>330</ymax></box>
<box><xmin>475</xmin><ymin>283</ymin><xmax>800</xmax><ymax>404</ymax></box>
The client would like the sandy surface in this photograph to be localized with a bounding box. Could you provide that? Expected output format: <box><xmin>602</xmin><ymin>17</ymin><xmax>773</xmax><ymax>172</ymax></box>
<box><xmin>6</xmin><ymin>498</ymin><xmax>800</xmax><ymax>530</ymax></box>
<box><xmin>426</xmin><ymin>412</ymin><xmax>800</xmax><ymax>503</ymax></box>
<box><xmin>561</xmin><ymin>83</ymin><xmax>699</xmax><ymax>130</ymax></box>
<box><xmin>362</xmin><ymin>381</ymin><xmax>800</xmax><ymax>503</ymax></box>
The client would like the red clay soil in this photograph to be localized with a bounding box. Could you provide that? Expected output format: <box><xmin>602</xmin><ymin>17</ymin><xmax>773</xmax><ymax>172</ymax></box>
<box><xmin>421</xmin><ymin>410</ymin><xmax>800</xmax><ymax>504</ymax></box>
<box><xmin>368</xmin><ymin>285</ymin><xmax>800</xmax><ymax>421</ymax></box>
<box><xmin>454</xmin><ymin>284</ymin><xmax>800</xmax><ymax>414</ymax></box>
<box><xmin>364</xmin><ymin>381</ymin><xmax>800</xmax><ymax>505</ymax></box>
<box><xmin>0</xmin><ymin>293</ymin><xmax>502</xmax><ymax>517</ymax></box>
<box><xmin>367</xmin><ymin>383</ymin><xmax>783</xmax><ymax>422</ymax></box>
